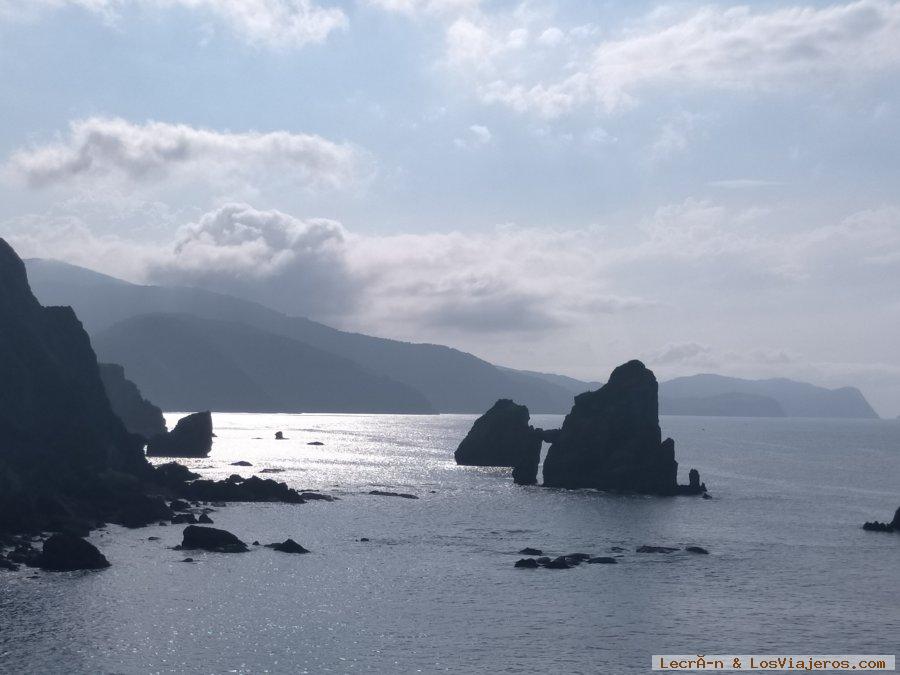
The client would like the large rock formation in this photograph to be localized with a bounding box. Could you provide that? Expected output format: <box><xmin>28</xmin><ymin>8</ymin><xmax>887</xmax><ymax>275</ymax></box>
<box><xmin>0</xmin><ymin>238</ymin><xmax>150</xmax><ymax>534</ymax></box>
<box><xmin>454</xmin><ymin>399</ymin><xmax>544</xmax><ymax>485</ymax></box>
<box><xmin>862</xmin><ymin>506</ymin><xmax>900</xmax><ymax>532</ymax></box>
<box><xmin>542</xmin><ymin>360</ymin><xmax>703</xmax><ymax>495</ymax></box>
<box><xmin>146</xmin><ymin>411</ymin><xmax>213</xmax><ymax>457</ymax></box>
<box><xmin>98</xmin><ymin>362</ymin><xmax>167</xmax><ymax>440</ymax></box>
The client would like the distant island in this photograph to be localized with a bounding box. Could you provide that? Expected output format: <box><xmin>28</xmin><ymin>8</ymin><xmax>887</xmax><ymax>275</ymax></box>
<box><xmin>25</xmin><ymin>258</ymin><xmax>879</xmax><ymax>419</ymax></box>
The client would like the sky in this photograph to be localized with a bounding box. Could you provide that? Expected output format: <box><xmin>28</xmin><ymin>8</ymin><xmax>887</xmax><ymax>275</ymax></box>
<box><xmin>1</xmin><ymin>0</ymin><xmax>899</xmax><ymax>415</ymax></box>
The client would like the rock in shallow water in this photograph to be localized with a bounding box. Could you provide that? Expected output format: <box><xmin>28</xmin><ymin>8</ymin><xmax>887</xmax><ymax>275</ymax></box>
<box><xmin>177</xmin><ymin>525</ymin><xmax>248</xmax><ymax>553</ymax></box>
<box><xmin>588</xmin><ymin>556</ymin><xmax>618</xmax><ymax>564</ymax></box>
<box><xmin>514</xmin><ymin>558</ymin><xmax>540</xmax><ymax>568</ymax></box>
<box><xmin>518</xmin><ymin>547</ymin><xmax>543</xmax><ymax>556</ymax></box>
<box><xmin>230</xmin><ymin>461</ymin><xmax>253</xmax><ymax>467</ymax></box>
<box><xmin>685</xmin><ymin>546</ymin><xmax>709</xmax><ymax>554</ymax></box>
<box><xmin>265</xmin><ymin>539</ymin><xmax>309</xmax><ymax>554</ymax></box>
<box><xmin>39</xmin><ymin>533</ymin><xmax>110</xmax><ymax>571</ymax></box>
<box><xmin>636</xmin><ymin>545</ymin><xmax>679</xmax><ymax>554</ymax></box>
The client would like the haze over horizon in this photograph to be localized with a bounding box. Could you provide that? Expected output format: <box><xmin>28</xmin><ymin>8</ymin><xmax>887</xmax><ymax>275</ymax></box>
<box><xmin>2</xmin><ymin>0</ymin><xmax>899</xmax><ymax>414</ymax></box>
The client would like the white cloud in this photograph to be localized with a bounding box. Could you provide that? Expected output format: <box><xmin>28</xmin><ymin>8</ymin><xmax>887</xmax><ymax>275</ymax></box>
<box><xmin>453</xmin><ymin>123</ymin><xmax>492</xmax><ymax>149</ymax></box>
<box><xmin>441</xmin><ymin>0</ymin><xmax>900</xmax><ymax>117</ymax></box>
<box><xmin>0</xmin><ymin>0</ymin><xmax>347</xmax><ymax>48</ymax></box>
<box><xmin>365</xmin><ymin>0</ymin><xmax>479</xmax><ymax>16</ymax></box>
<box><xmin>3</xmin><ymin>117</ymin><xmax>363</xmax><ymax>192</ymax></box>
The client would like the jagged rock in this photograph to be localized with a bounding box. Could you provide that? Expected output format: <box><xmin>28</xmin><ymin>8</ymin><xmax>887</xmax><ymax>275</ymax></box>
<box><xmin>275</xmin><ymin>431</ymin><xmax>285</xmax><ymax>440</ymax></box>
<box><xmin>177</xmin><ymin>525</ymin><xmax>248</xmax><ymax>553</ymax></box>
<box><xmin>98</xmin><ymin>363</ymin><xmax>167</xmax><ymax>440</ymax></box>
<box><xmin>685</xmin><ymin>546</ymin><xmax>709</xmax><ymax>554</ymax></box>
<box><xmin>862</xmin><ymin>506</ymin><xmax>900</xmax><ymax>532</ymax></box>
<box><xmin>231</xmin><ymin>461</ymin><xmax>252</xmax><ymax>466</ymax></box>
<box><xmin>543</xmin><ymin>361</ymin><xmax>705</xmax><ymax>495</ymax></box>
<box><xmin>369</xmin><ymin>490</ymin><xmax>418</xmax><ymax>499</ymax></box>
<box><xmin>0</xmin><ymin>239</ymin><xmax>149</xmax><ymax>535</ymax></box>
<box><xmin>147</xmin><ymin>412</ymin><xmax>213</xmax><ymax>458</ymax></box>
<box><xmin>518</xmin><ymin>547</ymin><xmax>543</xmax><ymax>555</ymax></box>
<box><xmin>198</xmin><ymin>513</ymin><xmax>214</xmax><ymax>524</ymax></box>
<box><xmin>265</xmin><ymin>539</ymin><xmax>309</xmax><ymax>554</ymax></box>
<box><xmin>116</xmin><ymin>494</ymin><xmax>174</xmax><ymax>529</ymax></box>
<box><xmin>39</xmin><ymin>533</ymin><xmax>110</xmax><ymax>571</ymax></box>
<box><xmin>180</xmin><ymin>474</ymin><xmax>305</xmax><ymax>503</ymax></box>
<box><xmin>153</xmin><ymin>462</ymin><xmax>201</xmax><ymax>490</ymax></box>
<box><xmin>514</xmin><ymin>558</ymin><xmax>539</xmax><ymax>568</ymax></box>
<box><xmin>454</xmin><ymin>399</ymin><xmax>544</xmax><ymax>485</ymax></box>
<box><xmin>169</xmin><ymin>499</ymin><xmax>191</xmax><ymax>512</ymax></box>
<box><xmin>636</xmin><ymin>545</ymin><xmax>679</xmax><ymax>553</ymax></box>
<box><xmin>543</xmin><ymin>556</ymin><xmax>573</xmax><ymax>569</ymax></box>
<box><xmin>588</xmin><ymin>556</ymin><xmax>618</xmax><ymax>564</ymax></box>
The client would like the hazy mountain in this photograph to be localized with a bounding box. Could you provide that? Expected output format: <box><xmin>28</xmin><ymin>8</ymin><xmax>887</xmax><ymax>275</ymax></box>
<box><xmin>92</xmin><ymin>314</ymin><xmax>435</xmax><ymax>413</ymax></box>
<box><xmin>26</xmin><ymin>258</ymin><xmax>576</xmax><ymax>413</ymax></box>
<box><xmin>660</xmin><ymin>374</ymin><xmax>878</xmax><ymax>419</ymax></box>
<box><xmin>499</xmin><ymin>367</ymin><xmax>602</xmax><ymax>395</ymax></box>
<box><xmin>659</xmin><ymin>392</ymin><xmax>785</xmax><ymax>417</ymax></box>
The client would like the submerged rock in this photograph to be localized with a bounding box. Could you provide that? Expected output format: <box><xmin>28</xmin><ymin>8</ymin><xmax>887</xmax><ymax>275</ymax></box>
<box><xmin>543</xmin><ymin>556</ymin><xmax>573</xmax><ymax>569</ymax></box>
<box><xmin>39</xmin><ymin>533</ymin><xmax>110</xmax><ymax>571</ymax></box>
<box><xmin>518</xmin><ymin>547</ymin><xmax>543</xmax><ymax>556</ymax></box>
<box><xmin>685</xmin><ymin>546</ymin><xmax>709</xmax><ymax>554</ymax></box>
<box><xmin>147</xmin><ymin>411</ymin><xmax>213</xmax><ymax>458</ymax></box>
<box><xmin>299</xmin><ymin>492</ymin><xmax>335</xmax><ymax>502</ymax></box>
<box><xmin>259</xmin><ymin>468</ymin><xmax>285</xmax><ymax>474</ymax></box>
<box><xmin>454</xmin><ymin>399</ymin><xmax>544</xmax><ymax>485</ymax></box>
<box><xmin>177</xmin><ymin>525</ymin><xmax>248</xmax><ymax>553</ymax></box>
<box><xmin>230</xmin><ymin>461</ymin><xmax>253</xmax><ymax>467</ymax></box>
<box><xmin>636</xmin><ymin>545</ymin><xmax>679</xmax><ymax>554</ymax></box>
<box><xmin>369</xmin><ymin>490</ymin><xmax>418</xmax><ymax>499</ymax></box>
<box><xmin>543</xmin><ymin>361</ymin><xmax>705</xmax><ymax>495</ymax></box>
<box><xmin>307</xmin><ymin>441</ymin><xmax>324</xmax><ymax>446</ymax></box>
<box><xmin>587</xmin><ymin>556</ymin><xmax>618</xmax><ymax>564</ymax></box>
<box><xmin>265</xmin><ymin>539</ymin><xmax>309</xmax><ymax>554</ymax></box>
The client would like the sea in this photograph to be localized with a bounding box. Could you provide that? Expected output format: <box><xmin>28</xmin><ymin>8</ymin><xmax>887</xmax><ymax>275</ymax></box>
<box><xmin>1</xmin><ymin>413</ymin><xmax>898</xmax><ymax>674</ymax></box>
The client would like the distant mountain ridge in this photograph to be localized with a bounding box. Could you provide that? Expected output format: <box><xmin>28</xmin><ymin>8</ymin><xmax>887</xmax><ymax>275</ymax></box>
<box><xmin>25</xmin><ymin>259</ymin><xmax>575</xmax><ymax>413</ymax></box>
<box><xmin>24</xmin><ymin>258</ymin><xmax>880</xmax><ymax>419</ymax></box>
<box><xmin>659</xmin><ymin>374</ymin><xmax>878</xmax><ymax>419</ymax></box>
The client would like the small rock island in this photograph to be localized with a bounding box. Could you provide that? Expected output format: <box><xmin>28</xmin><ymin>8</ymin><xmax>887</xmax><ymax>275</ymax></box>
<box><xmin>455</xmin><ymin>360</ymin><xmax>706</xmax><ymax>495</ymax></box>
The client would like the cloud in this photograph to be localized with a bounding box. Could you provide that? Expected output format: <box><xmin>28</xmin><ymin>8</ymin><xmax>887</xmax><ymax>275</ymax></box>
<box><xmin>365</xmin><ymin>0</ymin><xmax>479</xmax><ymax>16</ymax></box>
<box><xmin>3</xmin><ymin>117</ymin><xmax>363</xmax><ymax>192</ymax></box>
<box><xmin>453</xmin><ymin>124</ymin><xmax>492</xmax><ymax>149</ymax></box>
<box><xmin>0</xmin><ymin>0</ymin><xmax>347</xmax><ymax>48</ymax></box>
<box><xmin>148</xmin><ymin>202</ymin><xmax>358</xmax><ymax>318</ymax></box>
<box><xmin>440</xmin><ymin>0</ymin><xmax>900</xmax><ymax>117</ymax></box>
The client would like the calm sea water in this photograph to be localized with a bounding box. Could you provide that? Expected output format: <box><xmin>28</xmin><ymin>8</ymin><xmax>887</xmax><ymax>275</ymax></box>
<box><xmin>2</xmin><ymin>413</ymin><xmax>899</xmax><ymax>674</ymax></box>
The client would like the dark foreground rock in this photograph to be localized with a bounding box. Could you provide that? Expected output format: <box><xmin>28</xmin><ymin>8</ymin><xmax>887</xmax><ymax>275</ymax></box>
<box><xmin>98</xmin><ymin>362</ymin><xmax>167</xmax><ymax>440</ymax></box>
<box><xmin>147</xmin><ymin>411</ymin><xmax>213</xmax><ymax>458</ymax></box>
<box><xmin>231</xmin><ymin>461</ymin><xmax>253</xmax><ymax>466</ymax></box>
<box><xmin>543</xmin><ymin>360</ymin><xmax>705</xmax><ymax>495</ymax></box>
<box><xmin>588</xmin><ymin>556</ymin><xmax>618</xmax><ymax>564</ymax></box>
<box><xmin>862</xmin><ymin>506</ymin><xmax>900</xmax><ymax>533</ymax></box>
<box><xmin>177</xmin><ymin>525</ymin><xmax>248</xmax><ymax>553</ymax></box>
<box><xmin>0</xmin><ymin>238</ymin><xmax>150</xmax><ymax>535</ymax></box>
<box><xmin>454</xmin><ymin>399</ymin><xmax>544</xmax><ymax>485</ymax></box>
<box><xmin>39</xmin><ymin>533</ymin><xmax>110</xmax><ymax>571</ymax></box>
<box><xmin>265</xmin><ymin>539</ymin><xmax>309</xmax><ymax>554</ymax></box>
<box><xmin>515</xmin><ymin>558</ymin><xmax>540</xmax><ymax>568</ymax></box>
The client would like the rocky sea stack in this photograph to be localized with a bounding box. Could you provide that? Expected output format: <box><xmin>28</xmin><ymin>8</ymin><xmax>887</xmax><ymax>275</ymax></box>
<box><xmin>455</xmin><ymin>360</ymin><xmax>705</xmax><ymax>495</ymax></box>
<box><xmin>543</xmin><ymin>360</ymin><xmax>703</xmax><ymax>495</ymax></box>
<box><xmin>147</xmin><ymin>411</ymin><xmax>213</xmax><ymax>458</ymax></box>
<box><xmin>454</xmin><ymin>399</ymin><xmax>548</xmax><ymax>485</ymax></box>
